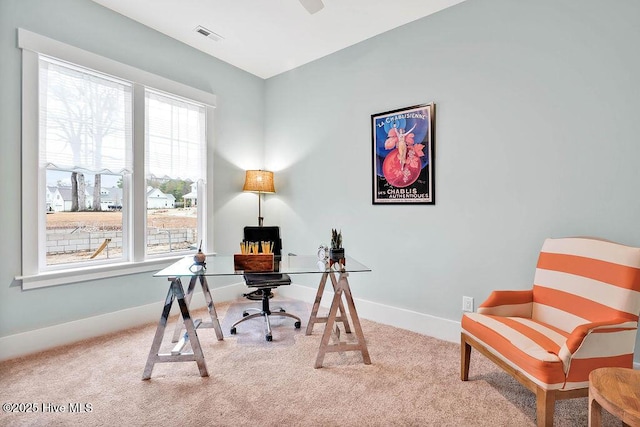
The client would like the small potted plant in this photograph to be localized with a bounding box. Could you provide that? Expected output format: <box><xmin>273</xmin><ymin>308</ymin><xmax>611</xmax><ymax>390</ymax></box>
<box><xmin>329</xmin><ymin>228</ymin><xmax>344</xmax><ymax>262</ymax></box>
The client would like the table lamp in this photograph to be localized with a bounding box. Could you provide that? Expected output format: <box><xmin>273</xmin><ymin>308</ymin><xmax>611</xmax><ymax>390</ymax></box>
<box><xmin>243</xmin><ymin>170</ymin><xmax>275</xmax><ymax>226</ymax></box>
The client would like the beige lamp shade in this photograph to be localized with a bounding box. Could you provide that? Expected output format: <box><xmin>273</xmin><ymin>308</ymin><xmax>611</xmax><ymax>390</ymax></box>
<box><xmin>243</xmin><ymin>170</ymin><xmax>275</xmax><ymax>193</ymax></box>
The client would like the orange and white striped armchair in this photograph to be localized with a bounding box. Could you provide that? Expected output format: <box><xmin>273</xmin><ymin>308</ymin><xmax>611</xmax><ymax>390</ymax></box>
<box><xmin>461</xmin><ymin>237</ymin><xmax>640</xmax><ymax>427</ymax></box>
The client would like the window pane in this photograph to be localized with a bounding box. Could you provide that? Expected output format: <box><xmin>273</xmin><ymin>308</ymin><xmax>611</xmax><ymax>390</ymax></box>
<box><xmin>146</xmin><ymin>178</ymin><xmax>199</xmax><ymax>255</ymax></box>
<box><xmin>45</xmin><ymin>170</ymin><xmax>124</xmax><ymax>266</ymax></box>
<box><xmin>145</xmin><ymin>90</ymin><xmax>206</xmax><ymax>181</ymax></box>
<box><xmin>39</xmin><ymin>57</ymin><xmax>133</xmax><ymax>175</ymax></box>
<box><xmin>145</xmin><ymin>89</ymin><xmax>205</xmax><ymax>256</ymax></box>
<box><xmin>39</xmin><ymin>57</ymin><xmax>132</xmax><ymax>268</ymax></box>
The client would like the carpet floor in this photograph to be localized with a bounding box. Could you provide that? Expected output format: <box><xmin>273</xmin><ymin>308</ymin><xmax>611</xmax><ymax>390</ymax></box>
<box><xmin>0</xmin><ymin>297</ymin><xmax>618</xmax><ymax>426</ymax></box>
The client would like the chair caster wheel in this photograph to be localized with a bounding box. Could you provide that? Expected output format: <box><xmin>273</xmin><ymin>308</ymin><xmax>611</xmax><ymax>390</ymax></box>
<box><xmin>230</xmin><ymin>327</ymin><xmax>236</xmax><ymax>335</ymax></box>
<box><xmin>266</xmin><ymin>335</ymin><xmax>272</xmax><ymax>342</ymax></box>
<box><xmin>279</xmin><ymin>308</ymin><xmax>286</xmax><ymax>313</ymax></box>
<box><xmin>294</xmin><ymin>321</ymin><xmax>301</xmax><ymax>329</ymax></box>
<box><xmin>242</xmin><ymin>312</ymin><xmax>249</xmax><ymax>317</ymax></box>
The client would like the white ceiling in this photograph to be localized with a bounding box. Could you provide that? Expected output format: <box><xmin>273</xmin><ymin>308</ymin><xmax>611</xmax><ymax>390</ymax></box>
<box><xmin>91</xmin><ymin>0</ymin><xmax>467</xmax><ymax>79</ymax></box>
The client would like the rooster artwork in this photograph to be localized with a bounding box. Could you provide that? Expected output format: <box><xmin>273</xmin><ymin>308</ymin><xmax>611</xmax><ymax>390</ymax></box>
<box><xmin>372</xmin><ymin>103</ymin><xmax>435</xmax><ymax>204</ymax></box>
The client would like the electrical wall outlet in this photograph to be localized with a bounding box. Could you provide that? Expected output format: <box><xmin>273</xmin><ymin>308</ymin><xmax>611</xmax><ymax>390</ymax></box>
<box><xmin>462</xmin><ymin>296</ymin><xmax>474</xmax><ymax>312</ymax></box>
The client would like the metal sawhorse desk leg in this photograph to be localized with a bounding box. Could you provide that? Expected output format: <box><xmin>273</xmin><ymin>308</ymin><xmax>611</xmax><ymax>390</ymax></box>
<box><xmin>171</xmin><ymin>275</ymin><xmax>224</xmax><ymax>343</ymax></box>
<box><xmin>306</xmin><ymin>270</ymin><xmax>371</xmax><ymax>368</ymax></box>
<box><xmin>142</xmin><ymin>275</ymin><xmax>221</xmax><ymax>380</ymax></box>
<box><xmin>306</xmin><ymin>271</ymin><xmax>352</xmax><ymax>335</ymax></box>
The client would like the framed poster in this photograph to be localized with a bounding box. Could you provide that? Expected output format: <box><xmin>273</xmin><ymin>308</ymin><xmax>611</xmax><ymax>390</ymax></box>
<box><xmin>371</xmin><ymin>103</ymin><xmax>435</xmax><ymax>204</ymax></box>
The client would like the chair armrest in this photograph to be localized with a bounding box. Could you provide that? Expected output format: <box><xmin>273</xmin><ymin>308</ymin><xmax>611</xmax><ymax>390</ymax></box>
<box><xmin>558</xmin><ymin>319</ymin><xmax>638</xmax><ymax>373</ymax></box>
<box><xmin>477</xmin><ymin>290</ymin><xmax>533</xmax><ymax>317</ymax></box>
<box><xmin>564</xmin><ymin>318</ymin><xmax>637</xmax><ymax>354</ymax></box>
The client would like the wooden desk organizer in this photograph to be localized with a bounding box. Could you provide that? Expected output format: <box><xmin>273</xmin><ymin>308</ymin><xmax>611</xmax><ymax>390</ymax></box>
<box><xmin>233</xmin><ymin>253</ymin><xmax>274</xmax><ymax>272</ymax></box>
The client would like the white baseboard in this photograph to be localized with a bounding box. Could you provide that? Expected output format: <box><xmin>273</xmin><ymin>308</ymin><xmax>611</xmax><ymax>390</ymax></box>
<box><xmin>0</xmin><ymin>282</ymin><xmax>246</xmax><ymax>362</ymax></box>
<box><xmin>277</xmin><ymin>284</ymin><xmax>461</xmax><ymax>343</ymax></box>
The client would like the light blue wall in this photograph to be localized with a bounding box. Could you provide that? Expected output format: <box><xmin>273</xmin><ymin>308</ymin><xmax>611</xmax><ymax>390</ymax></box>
<box><xmin>0</xmin><ymin>0</ymin><xmax>264</xmax><ymax>337</ymax></box>
<box><xmin>264</xmin><ymin>0</ymin><xmax>640</xmax><ymax>359</ymax></box>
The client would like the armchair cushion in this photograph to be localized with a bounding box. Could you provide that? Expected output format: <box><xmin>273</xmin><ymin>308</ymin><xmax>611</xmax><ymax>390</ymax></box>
<box><xmin>462</xmin><ymin>313</ymin><xmax>568</xmax><ymax>388</ymax></box>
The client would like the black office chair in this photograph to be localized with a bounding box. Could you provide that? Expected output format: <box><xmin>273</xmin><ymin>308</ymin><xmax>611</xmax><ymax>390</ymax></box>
<box><xmin>230</xmin><ymin>226</ymin><xmax>301</xmax><ymax>341</ymax></box>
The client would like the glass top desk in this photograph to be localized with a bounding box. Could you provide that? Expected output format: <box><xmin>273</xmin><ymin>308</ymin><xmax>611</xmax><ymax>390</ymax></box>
<box><xmin>143</xmin><ymin>255</ymin><xmax>372</xmax><ymax>379</ymax></box>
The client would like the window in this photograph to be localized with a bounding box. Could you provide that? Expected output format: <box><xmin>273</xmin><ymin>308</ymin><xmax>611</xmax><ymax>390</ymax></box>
<box><xmin>19</xmin><ymin>29</ymin><xmax>215</xmax><ymax>289</ymax></box>
<box><xmin>40</xmin><ymin>57</ymin><xmax>132</xmax><ymax>266</ymax></box>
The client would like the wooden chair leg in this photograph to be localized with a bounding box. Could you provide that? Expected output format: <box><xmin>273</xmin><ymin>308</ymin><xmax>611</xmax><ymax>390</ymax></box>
<box><xmin>536</xmin><ymin>387</ymin><xmax>555</xmax><ymax>427</ymax></box>
<box><xmin>461</xmin><ymin>333</ymin><xmax>471</xmax><ymax>381</ymax></box>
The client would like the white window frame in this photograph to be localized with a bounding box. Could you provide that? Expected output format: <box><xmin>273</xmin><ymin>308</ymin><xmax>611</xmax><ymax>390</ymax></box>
<box><xmin>17</xmin><ymin>29</ymin><xmax>216</xmax><ymax>289</ymax></box>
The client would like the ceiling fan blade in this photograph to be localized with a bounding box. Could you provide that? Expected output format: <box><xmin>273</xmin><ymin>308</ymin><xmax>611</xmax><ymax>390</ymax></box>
<box><xmin>299</xmin><ymin>0</ymin><xmax>324</xmax><ymax>14</ymax></box>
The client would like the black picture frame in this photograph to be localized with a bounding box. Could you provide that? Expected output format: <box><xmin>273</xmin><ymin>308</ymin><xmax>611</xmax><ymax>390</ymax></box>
<box><xmin>371</xmin><ymin>103</ymin><xmax>436</xmax><ymax>205</ymax></box>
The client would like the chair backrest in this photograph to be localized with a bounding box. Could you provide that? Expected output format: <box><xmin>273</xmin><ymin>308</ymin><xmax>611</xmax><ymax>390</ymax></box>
<box><xmin>531</xmin><ymin>237</ymin><xmax>640</xmax><ymax>333</ymax></box>
<box><xmin>243</xmin><ymin>226</ymin><xmax>283</xmax><ymax>257</ymax></box>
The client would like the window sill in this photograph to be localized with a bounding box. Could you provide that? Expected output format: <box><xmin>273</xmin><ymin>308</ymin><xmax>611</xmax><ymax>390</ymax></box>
<box><xmin>16</xmin><ymin>256</ymin><xmax>186</xmax><ymax>290</ymax></box>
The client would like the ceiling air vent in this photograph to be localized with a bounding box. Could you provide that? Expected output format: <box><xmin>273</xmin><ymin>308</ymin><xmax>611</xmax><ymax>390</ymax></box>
<box><xmin>194</xmin><ymin>25</ymin><xmax>224</xmax><ymax>42</ymax></box>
